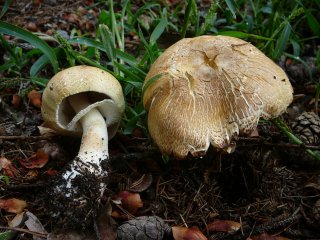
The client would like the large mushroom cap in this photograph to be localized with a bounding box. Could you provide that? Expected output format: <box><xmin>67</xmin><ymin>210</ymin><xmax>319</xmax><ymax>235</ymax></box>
<box><xmin>42</xmin><ymin>65</ymin><xmax>125</xmax><ymax>138</ymax></box>
<box><xmin>143</xmin><ymin>35</ymin><xmax>293</xmax><ymax>159</ymax></box>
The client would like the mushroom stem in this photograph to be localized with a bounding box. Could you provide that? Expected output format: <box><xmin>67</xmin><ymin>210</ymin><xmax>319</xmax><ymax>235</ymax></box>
<box><xmin>62</xmin><ymin>94</ymin><xmax>109</xmax><ymax>186</ymax></box>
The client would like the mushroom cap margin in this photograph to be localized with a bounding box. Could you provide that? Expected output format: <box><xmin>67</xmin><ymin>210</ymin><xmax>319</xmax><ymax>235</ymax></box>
<box><xmin>41</xmin><ymin>65</ymin><xmax>125</xmax><ymax>137</ymax></box>
<box><xmin>143</xmin><ymin>35</ymin><xmax>293</xmax><ymax>159</ymax></box>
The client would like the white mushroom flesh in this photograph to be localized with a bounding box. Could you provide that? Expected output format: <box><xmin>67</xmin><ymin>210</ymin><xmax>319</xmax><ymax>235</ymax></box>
<box><xmin>60</xmin><ymin>94</ymin><xmax>109</xmax><ymax>193</ymax></box>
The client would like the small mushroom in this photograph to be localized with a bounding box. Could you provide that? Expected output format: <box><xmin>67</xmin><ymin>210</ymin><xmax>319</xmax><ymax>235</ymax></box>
<box><xmin>41</xmin><ymin>65</ymin><xmax>125</xmax><ymax>226</ymax></box>
<box><xmin>143</xmin><ymin>35</ymin><xmax>293</xmax><ymax>159</ymax></box>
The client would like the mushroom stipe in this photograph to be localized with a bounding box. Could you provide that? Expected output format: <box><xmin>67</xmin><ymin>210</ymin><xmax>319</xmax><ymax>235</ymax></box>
<box><xmin>41</xmin><ymin>65</ymin><xmax>125</xmax><ymax>227</ymax></box>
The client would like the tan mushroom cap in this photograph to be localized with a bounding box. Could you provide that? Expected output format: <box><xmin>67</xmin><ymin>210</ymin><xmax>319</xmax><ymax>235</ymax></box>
<box><xmin>143</xmin><ymin>35</ymin><xmax>293</xmax><ymax>159</ymax></box>
<box><xmin>42</xmin><ymin>65</ymin><xmax>125</xmax><ymax>138</ymax></box>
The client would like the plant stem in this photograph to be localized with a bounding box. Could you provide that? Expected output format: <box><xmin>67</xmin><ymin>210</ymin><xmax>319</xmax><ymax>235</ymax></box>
<box><xmin>272</xmin><ymin>117</ymin><xmax>320</xmax><ymax>161</ymax></box>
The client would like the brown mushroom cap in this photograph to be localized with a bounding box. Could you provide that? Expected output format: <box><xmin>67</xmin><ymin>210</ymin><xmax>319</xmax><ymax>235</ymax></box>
<box><xmin>41</xmin><ymin>65</ymin><xmax>125</xmax><ymax>138</ymax></box>
<box><xmin>143</xmin><ymin>35</ymin><xmax>293</xmax><ymax>159</ymax></box>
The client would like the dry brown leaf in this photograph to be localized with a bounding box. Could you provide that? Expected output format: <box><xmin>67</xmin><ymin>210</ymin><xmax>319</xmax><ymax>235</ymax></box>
<box><xmin>0</xmin><ymin>157</ymin><xmax>19</xmax><ymax>177</ymax></box>
<box><xmin>112</xmin><ymin>191</ymin><xmax>143</xmax><ymax>215</ymax></box>
<box><xmin>19</xmin><ymin>149</ymin><xmax>49</xmax><ymax>169</ymax></box>
<box><xmin>206</xmin><ymin>219</ymin><xmax>241</xmax><ymax>234</ymax></box>
<box><xmin>0</xmin><ymin>198</ymin><xmax>27</xmax><ymax>213</ymax></box>
<box><xmin>172</xmin><ymin>226</ymin><xmax>207</xmax><ymax>240</ymax></box>
<box><xmin>27</xmin><ymin>90</ymin><xmax>42</xmax><ymax>108</ymax></box>
<box><xmin>11</xmin><ymin>94</ymin><xmax>21</xmax><ymax>108</ymax></box>
<box><xmin>128</xmin><ymin>173</ymin><xmax>153</xmax><ymax>192</ymax></box>
<box><xmin>46</xmin><ymin>168</ymin><xmax>58</xmax><ymax>176</ymax></box>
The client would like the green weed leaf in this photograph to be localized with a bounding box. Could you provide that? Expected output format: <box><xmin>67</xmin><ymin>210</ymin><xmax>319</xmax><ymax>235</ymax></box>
<box><xmin>0</xmin><ymin>0</ymin><xmax>11</xmax><ymax>19</ymax></box>
<box><xmin>0</xmin><ymin>21</ymin><xmax>58</xmax><ymax>73</ymax></box>
<box><xmin>0</xmin><ymin>231</ymin><xmax>12</xmax><ymax>240</ymax></box>
<box><xmin>305</xmin><ymin>9</ymin><xmax>320</xmax><ymax>37</ymax></box>
<box><xmin>150</xmin><ymin>8</ymin><xmax>168</xmax><ymax>44</ymax></box>
<box><xmin>225</xmin><ymin>0</ymin><xmax>237</xmax><ymax>19</ymax></box>
<box><xmin>273</xmin><ymin>21</ymin><xmax>291</xmax><ymax>60</ymax></box>
<box><xmin>141</xmin><ymin>73</ymin><xmax>163</xmax><ymax>99</ymax></box>
<box><xmin>219</xmin><ymin>31</ymin><xmax>273</xmax><ymax>40</ymax></box>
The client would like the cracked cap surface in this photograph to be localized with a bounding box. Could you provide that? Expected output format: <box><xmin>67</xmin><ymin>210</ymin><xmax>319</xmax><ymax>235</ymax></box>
<box><xmin>143</xmin><ymin>35</ymin><xmax>293</xmax><ymax>159</ymax></box>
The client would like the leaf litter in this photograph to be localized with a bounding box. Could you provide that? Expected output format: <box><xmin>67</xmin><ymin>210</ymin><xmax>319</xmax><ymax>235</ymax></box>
<box><xmin>0</xmin><ymin>0</ymin><xmax>320</xmax><ymax>239</ymax></box>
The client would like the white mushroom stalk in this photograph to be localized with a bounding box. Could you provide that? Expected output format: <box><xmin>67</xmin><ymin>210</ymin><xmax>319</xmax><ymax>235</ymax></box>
<box><xmin>41</xmin><ymin>65</ymin><xmax>125</xmax><ymax>227</ymax></box>
<box><xmin>62</xmin><ymin>94</ymin><xmax>109</xmax><ymax>189</ymax></box>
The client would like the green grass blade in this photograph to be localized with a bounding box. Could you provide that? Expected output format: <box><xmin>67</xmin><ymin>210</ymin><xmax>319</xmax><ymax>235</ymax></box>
<box><xmin>114</xmin><ymin>62</ymin><xmax>143</xmax><ymax>86</ymax></box>
<box><xmin>98</xmin><ymin>24</ymin><xmax>115</xmax><ymax>61</ymax></box>
<box><xmin>0</xmin><ymin>0</ymin><xmax>11</xmax><ymax>19</ymax></box>
<box><xmin>315</xmin><ymin>82</ymin><xmax>320</xmax><ymax>114</ymax></box>
<box><xmin>0</xmin><ymin>60</ymin><xmax>15</xmax><ymax>72</ymax></box>
<box><xmin>141</xmin><ymin>73</ymin><xmax>163</xmax><ymax>99</ymax></box>
<box><xmin>305</xmin><ymin>9</ymin><xmax>320</xmax><ymax>37</ymax></box>
<box><xmin>0</xmin><ymin>34</ymin><xmax>17</xmax><ymax>62</ymax></box>
<box><xmin>181</xmin><ymin>0</ymin><xmax>195</xmax><ymax>38</ymax></box>
<box><xmin>0</xmin><ymin>21</ymin><xmax>58</xmax><ymax>73</ymax></box>
<box><xmin>225</xmin><ymin>0</ymin><xmax>237</xmax><ymax>19</ymax></box>
<box><xmin>0</xmin><ymin>231</ymin><xmax>12</xmax><ymax>240</ymax></box>
<box><xmin>30</xmin><ymin>54</ymin><xmax>50</xmax><ymax>76</ymax></box>
<box><xmin>150</xmin><ymin>8</ymin><xmax>168</xmax><ymax>44</ymax></box>
<box><xmin>273</xmin><ymin>118</ymin><xmax>320</xmax><ymax>161</ymax></box>
<box><xmin>69</xmin><ymin>37</ymin><xmax>105</xmax><ymax>51</ymax></box>
<box><xmin>69</xmin><ymin>37</ymin><xmax>137</xmax><ymax>66</ymax></box>
<box><xmin>138</xmin><ymin>25</ymin><xmax>155</xmax><ymax>63</ymax></box>
<box><xmin>200</xmin><ymin>1</ymin><xmax>218</xmax><ymax>35</ymax></box>
<box><xmin>115</xmin><ymin>49</ymin><xmax>138</xmax><ymax>66</ymax></box>
<box><xmin>31</xmin><ymin>76</ymin><xmax>49</xmax><ymax>87</ymax></box>
<box><xmin>218</xmin><ymin>31</ymin><xmax>273</xmax><ymax>40</ymax></box>
<box><xmin>272</xmin><ymin>21</ymin><xmax>291</xmax><ymax>60</ymax></box>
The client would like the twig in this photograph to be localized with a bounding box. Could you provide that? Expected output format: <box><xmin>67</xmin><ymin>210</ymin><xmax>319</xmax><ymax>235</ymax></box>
<box><xmin>238</xmin><ymin>137</ymin><xmax>320</xmax><ymax>150</ymax></box>
<box><xmin>0</xmin><ymin>135</ymin><xmax>55</xmax><ymax>141</ymax></box>
<box><xmin>0</xmin><ymin>226</ymin><xmax>47</xmax><ymax>238</ymax></box>
<box><xmin>209</xmin><ymin>214</ymin><xmax>301</xmax><ymax>240</ymax></box>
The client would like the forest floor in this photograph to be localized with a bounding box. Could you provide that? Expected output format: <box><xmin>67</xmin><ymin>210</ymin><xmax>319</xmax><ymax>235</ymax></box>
<box><xmin>1</xmin><ymin>1</ymin><xmax>320</xmax><ymax>239</ymax></box>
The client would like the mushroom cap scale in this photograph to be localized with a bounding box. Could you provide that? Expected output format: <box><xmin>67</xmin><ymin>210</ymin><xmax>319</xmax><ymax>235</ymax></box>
<box><xmin>41</xmin><ymin>65</ymin><xmax>125</xmax><ymax>138</ymax></box>
<box><xmin>143</xmin><ymin>35</ymin><xmax>293</xmax><ymax>159</ymax></box>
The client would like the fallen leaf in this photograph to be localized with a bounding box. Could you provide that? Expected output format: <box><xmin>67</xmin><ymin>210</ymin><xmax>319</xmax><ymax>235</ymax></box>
<box><xmin>9</xmin><ymin>212</ymin><xmax>26</xmax><ymax>227</ymax></box>
<box><xmin>0</xmin><ymin>198</ymin><xmax>27</xmax><ymax>213</ymax></box>
<box><xmin>24</xmin><ymin>211</ymin><xmax>48</xmax><ymax>240</ymax></box>
<box><xmin>112</xmin><ymin>191</ymin><xmax>143</xmax><ymax>215</ymax></box>
<box><xmin>25</xmin><ymin>169</ymin><xmax>39</xmax><ymax>181</ymax></box>
<box><xmin>128</xmin><ymin>173</ymin><xmax>153</xmax><ymax>192</ymax></box>
<box><xmin>0</xmin><ymin>157</ymin><xmax>19</xmax><ymax>177</ymax></box>
<box><xmin>19</xmin><ymin>149</ymin><xmax>49</xmax><ymax>169</ymax></box>
<box><xmin>172</xmin><ymin>226</ymin><xmax>207</xmax><ymax>240</ymax></box>
<box><xmin>46</xmin><ymin>168</ymin><xmax>58</xmax><ymax>176</ymax></box>
<box><xmin>27</xmin><ymin>90</ymin><xmax>42</xmax><ymax>108</ymax></box>
<box><xmin>11</xmin><ymin>94</ymin><xmax>21</xmax><ymax>108</ymax></box>
<box><xmin>206</xmin><ymin>219</ymin><xmax>241</xmax><ymax>234</ymax></box>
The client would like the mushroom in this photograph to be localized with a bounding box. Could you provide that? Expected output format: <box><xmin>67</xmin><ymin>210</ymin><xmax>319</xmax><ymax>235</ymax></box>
<box><xmin>41</xmin><ymin>65</ymin><xmax>125</xmax><ymax>226</ymax></box>
<box><xmin>143</xmin><ymin>35</ymin><xmax>293</xmax><ymax>159</ymax></box>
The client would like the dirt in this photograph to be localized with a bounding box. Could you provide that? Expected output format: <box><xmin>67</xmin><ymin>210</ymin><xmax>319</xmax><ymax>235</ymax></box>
<box><xmin>1</xmin><ymin>1</ymin><xmax>320</xmax><ymax>240</ymax></box>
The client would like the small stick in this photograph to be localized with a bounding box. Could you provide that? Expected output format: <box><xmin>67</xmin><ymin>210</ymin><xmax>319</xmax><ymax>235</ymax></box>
<box><xmin>0</xmin><ymin>135</ymin><xmax>54</xmax><ymax>141</ymax></box>
<box><xmin>0</xmin><ymin>226</ymin><xmax>47</xmax><ymax>238</ymax></box>
<box><xmin>238</xmin><ymin>137</ymin><xmax>320</xmax><ymax>150</ymax></box>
